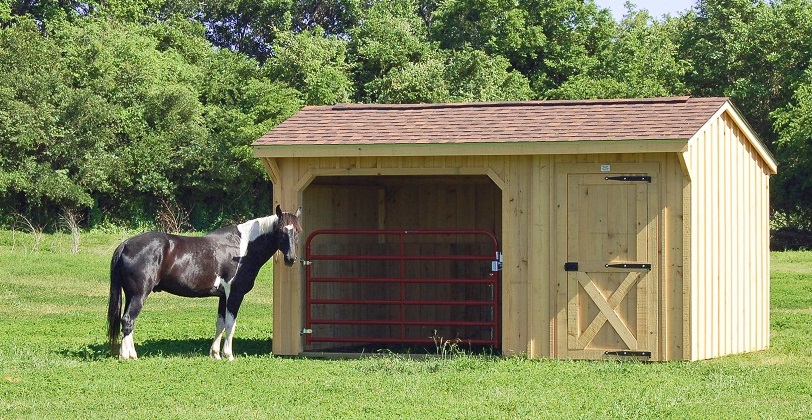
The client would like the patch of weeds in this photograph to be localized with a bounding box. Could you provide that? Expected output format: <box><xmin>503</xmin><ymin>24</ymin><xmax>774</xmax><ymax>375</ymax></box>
<box><xmin>61</xmin><ymin>344</ymin><xmax>109</xmax><ymax>361</ymax></box>
<box><xmin>354</xmin><ymin>351</ymin><xmax>423</xmax><ymax>375</ymax></box>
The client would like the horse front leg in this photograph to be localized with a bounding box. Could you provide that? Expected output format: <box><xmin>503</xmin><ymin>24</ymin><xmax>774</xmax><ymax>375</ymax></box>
<box><xmin>210</xmin><ymin>296</ymin><xmax>227</xmax><ymax>360</ymax></box>
<box><xmin>222</xmin><ymin>293</ymin><xmax>245</xmax><ymax>361</ymax></box>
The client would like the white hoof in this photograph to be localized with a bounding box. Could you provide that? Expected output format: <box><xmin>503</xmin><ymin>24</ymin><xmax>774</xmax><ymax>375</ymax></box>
<box><xmin>119</xmin><ymin>334</ymin><xmax>138</xmax><ymax>360</ymax></box>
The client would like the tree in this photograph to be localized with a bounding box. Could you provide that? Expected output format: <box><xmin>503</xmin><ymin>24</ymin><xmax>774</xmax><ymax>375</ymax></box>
<box><xmin>430</xmin><ymin>0</ymin><xmax>533</xmax><ymax>56</ymax></box>
<box><xmin>771</xmin><ymin>71</ymin><xmax>812</xmax><ymax>229</ymax></box>
<box><xmin>265</xmin><ymin>27</ymin><xmax>352</xmax><ymax>105</ymax></box>
<box><xmin>199</xmin><ymin>0</ymin><xmax>290</xmax><ymax>61</ymax></box>
<box><xmin>0</xmin><ymin>17</ymin><xmax>91</xmax><ymax>225</ymax></box>
<box><xmin>444</xmin><ymin>48</ymin><xmax>532</xmax><ymax>101</ymax></box>
<box><xmin>348</xmin><ymin>0</ymin><xmax>436</xmax><ymax>102</ymax></box>
<box><xmin>0</xmin><ymin>14</ymin><xmax>303</xmax><ymax>229</ymax></box>
<box><xmin>550</xmin><ymin>8</ymin><xmax>689</xmax><ymax>99</ymax></box>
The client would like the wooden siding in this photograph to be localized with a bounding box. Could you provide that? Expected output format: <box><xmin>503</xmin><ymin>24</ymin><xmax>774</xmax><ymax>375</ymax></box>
<box><xmin>683</xmin><ymin>112</ymin><xmax>771</xmax><ymax>360</ymax></box>
<box><xmin>265</xmin><ymin>152</ymin><xmax>688</xmax><ymax>359</ymax></box>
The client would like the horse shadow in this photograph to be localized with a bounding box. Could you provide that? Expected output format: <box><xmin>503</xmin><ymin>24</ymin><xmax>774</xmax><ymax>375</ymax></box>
<box><xmin>62</xmin><ymin>337</ymin><xmax>274</xmax><ymax>361</ymax></box>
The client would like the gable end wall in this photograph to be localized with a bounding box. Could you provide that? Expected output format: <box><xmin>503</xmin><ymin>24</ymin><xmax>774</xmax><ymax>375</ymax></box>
<box><xmin>684</xmin><ymin>112</ymin><xmax>771</xmax><ymax>360</ymax></box>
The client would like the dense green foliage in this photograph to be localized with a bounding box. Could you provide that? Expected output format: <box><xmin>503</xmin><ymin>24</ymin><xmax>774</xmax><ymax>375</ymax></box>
<box><xmin>2</xmin><ymin>0</ymin><xmax>812</xmax><ymax>232</ymax></box>
<box><xmin>1</xmin><ymin>232</ymin><xmax>811</xmax><ymax>417</ymax></box>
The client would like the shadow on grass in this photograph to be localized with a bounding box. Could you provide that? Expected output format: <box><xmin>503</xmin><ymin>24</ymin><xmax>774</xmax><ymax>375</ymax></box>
<box><xmin>62</xmin><ymin>337</ymin><xmax>273</xmax><ymax>360</ymax></box>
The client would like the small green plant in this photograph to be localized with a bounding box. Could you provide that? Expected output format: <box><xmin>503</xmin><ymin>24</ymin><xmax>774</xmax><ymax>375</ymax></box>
<box><xmin>430</xmin><ymin>330</ymin><xmax>465</xmax><ymax>358</ymax></box>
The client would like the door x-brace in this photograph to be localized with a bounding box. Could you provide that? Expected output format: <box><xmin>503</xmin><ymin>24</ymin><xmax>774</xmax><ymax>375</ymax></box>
<box><xmin>573</xmin><ymin>272</ymin><xmax>640</xmax><ymax>349</ymax></box>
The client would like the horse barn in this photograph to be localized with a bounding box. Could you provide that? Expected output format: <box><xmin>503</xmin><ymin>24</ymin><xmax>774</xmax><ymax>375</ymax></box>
<box><xmin>252</xmin><ymin>96</ymin><xmax>777</xmax><ymax>361</ymax></box>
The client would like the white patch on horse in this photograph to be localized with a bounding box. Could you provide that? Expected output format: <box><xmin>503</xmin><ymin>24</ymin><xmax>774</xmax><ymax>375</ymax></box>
<box><xmin>236</xmin><ymin>215</ymin><xmax>278</xmax><ymax>257</ymax></box>
<box><xmin>222</xmin><ymin>311</ymin><xmax>238</xmax><ymax>361</ymax></box>
<box><xmin>210</xmin><ymin>314</ymin><xmax>226</xmax><ymax>360</ymax></box>
<box><xmin>120</xmin><ymin>333</ymin><xmax>137</xmax><ymax>360</ymax></box>
<box><xmin>213</xmin><ymin>275</ymin><xmax>222</xmax><ymax>290</ymax></box>
<box><xmin>222</xmin><ymin>278</ymin><xmax>231</xmax><ymax>299</ymax></box>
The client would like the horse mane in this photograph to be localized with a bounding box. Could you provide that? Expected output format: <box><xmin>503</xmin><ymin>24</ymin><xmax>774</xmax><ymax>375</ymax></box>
<box><xmin>234</xmin><ymin>211</ymin><xmax>301</xmax><ymax>257</ymax></box>
<box><xmin>236</xmin><ymin>215</ymin><xmax>279</xmax><ymax>257</ymax></box>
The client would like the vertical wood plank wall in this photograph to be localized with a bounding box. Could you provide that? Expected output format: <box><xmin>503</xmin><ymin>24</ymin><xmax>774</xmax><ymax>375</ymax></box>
<box><xmin>684</xmin><ymin>112</ymin><xmax>771</xmax><ymax>360</ymax></box>
<box><xmin>263</xmin><ymin>153</ymin><xmax>684</xmax><ymax>358</ymax></box>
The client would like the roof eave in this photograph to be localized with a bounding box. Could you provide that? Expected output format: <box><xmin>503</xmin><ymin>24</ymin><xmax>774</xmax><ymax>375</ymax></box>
<box><xmin>253</xmin><ymin>139</ymin><xmax>690</xmax><ymax>159</ymax></box>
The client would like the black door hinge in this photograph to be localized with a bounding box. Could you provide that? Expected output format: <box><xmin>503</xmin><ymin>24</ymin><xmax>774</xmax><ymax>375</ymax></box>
<box><xmin>604</xmin><ymin>175</ymin><xmax>651</xmax><ymax>183</ymax></box>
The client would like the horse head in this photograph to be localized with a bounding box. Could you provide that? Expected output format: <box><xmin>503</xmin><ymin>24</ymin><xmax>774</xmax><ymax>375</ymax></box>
<box><xmin>275</xmin><ymin>205</ymin><xmax>302</xmax><ymax>266</ymax></box>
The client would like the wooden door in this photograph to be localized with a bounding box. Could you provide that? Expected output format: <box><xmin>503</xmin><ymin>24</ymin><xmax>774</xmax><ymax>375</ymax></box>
<box><xmin>555</xmin><ymin>165</ymin><xmax>659</xmax><ymax>359</ymax></box>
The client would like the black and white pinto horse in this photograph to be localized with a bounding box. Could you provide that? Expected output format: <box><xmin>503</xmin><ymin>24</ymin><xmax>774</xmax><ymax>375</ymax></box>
<box><xmin>107</xmin><ymin>205</ymin><xmax>301</xmax><ymax>360</ymax></box>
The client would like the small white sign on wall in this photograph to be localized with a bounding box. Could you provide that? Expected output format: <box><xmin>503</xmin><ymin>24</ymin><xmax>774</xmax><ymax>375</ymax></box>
<box><xmin>600</xmin><ymin>164</ymin><xmax>611</xmax><ymax>172</ymax></box>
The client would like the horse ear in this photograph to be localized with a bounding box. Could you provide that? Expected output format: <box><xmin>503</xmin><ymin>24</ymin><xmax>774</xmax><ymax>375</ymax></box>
<box><xmin>275</xmin><ymin>205</ymin><xmax>282</xmax><ymax>219</ymax></box>
<box><xmin>295</xmin><ymin>207</ymin><xmax>302</xmax><ymax>219</ymax></box>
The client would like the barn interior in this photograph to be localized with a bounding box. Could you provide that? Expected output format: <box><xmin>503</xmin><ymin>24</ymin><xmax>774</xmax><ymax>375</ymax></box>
<box><xmin>301</xmin><ymin>175</ymin><xmax>502</xmax><ymax>353</ymax></box>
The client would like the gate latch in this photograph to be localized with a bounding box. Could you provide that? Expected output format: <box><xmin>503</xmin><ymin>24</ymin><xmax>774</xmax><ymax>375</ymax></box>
<box><xmin>491</xmin><ymin>252</ymin><xmax>503</xmax><ymax>272</ymax></box>
<box><xmin>300</xmin><ymin>328</ymin><xmax>313</xmax><ymax>335</ymax></box>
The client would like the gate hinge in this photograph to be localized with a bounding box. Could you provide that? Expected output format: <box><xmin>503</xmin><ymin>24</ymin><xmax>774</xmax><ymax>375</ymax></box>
<box><xmin>300</xmin><ymin>260</ymin><xmax>313</xmax><ymax>266</ymax></box>
<box><xmin>491</xmin><ymin>252</ymin><xmax>503</xmax><ymax>272</ymax></box>
<box><xmin>300</xmin><ymin>328</ymin><xmax>313</xmax><ymax>335</ymax></box>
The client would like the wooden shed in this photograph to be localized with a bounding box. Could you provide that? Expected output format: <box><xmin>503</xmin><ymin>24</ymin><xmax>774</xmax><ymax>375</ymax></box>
<box><xmin>252</xmin><ymin>96</ymin><xmax>777</xmax><ymax>361</ymax></box>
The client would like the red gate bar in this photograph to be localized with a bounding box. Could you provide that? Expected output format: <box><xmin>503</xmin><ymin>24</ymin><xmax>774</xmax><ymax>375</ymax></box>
<box><xmin>307</xmin><ymin>337</ymin><xmax>498</xmax><ymax>345</ymax></box>
<box><xmin>305</xmin><ymin>229</ymin><xmax>500</xmax><ymax>349</ymax></box>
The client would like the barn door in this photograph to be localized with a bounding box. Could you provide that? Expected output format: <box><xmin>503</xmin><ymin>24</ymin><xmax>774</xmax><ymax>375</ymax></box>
<box><xmin>555</xmin><ymin>165</ymin><xmax>659</xmax><ymax>360</ymax></box>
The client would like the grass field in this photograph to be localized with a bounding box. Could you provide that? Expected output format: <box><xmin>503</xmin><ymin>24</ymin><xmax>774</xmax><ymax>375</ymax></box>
<box><xmin>1</xmin><ymin>231</ymin><xmax>811</xmax><ymax>418</ymax></box>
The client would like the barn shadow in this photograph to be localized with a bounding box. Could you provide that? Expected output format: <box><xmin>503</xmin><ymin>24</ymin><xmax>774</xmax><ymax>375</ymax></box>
<box><xmin>62</xmin><ymin>337</ymin><xmax>273</xmax><ymax>360</ymax></box>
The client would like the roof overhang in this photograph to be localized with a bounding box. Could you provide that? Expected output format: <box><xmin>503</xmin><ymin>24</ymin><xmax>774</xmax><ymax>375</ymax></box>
<box><xmin>253</xmin><ymin>139</ymin><xmax>690</xmax><ymax>158</ymax></box>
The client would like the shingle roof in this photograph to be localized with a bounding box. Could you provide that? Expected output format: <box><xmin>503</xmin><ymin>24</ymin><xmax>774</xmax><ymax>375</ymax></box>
<box><xmin>253</xmin><ymin>96</ymin><xmax>729</xmax><ymax>147</ymax></box>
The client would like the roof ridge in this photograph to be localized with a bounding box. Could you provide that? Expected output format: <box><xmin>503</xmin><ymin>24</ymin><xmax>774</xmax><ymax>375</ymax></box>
<box><xmin>330</xmin><ymin>96</ymin><xmax>701</xmax><ymax>111</ymax></box>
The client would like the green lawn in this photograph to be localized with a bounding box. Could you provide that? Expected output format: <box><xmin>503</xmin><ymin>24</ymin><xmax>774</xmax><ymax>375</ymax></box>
<box><xmin>1</xmin><ymin>231</ymin><xmax>811</xmax><ymax>418</ymax></box>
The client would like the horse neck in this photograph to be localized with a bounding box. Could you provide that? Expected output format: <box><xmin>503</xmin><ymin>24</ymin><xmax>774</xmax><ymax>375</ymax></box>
<box><xmin>253</xmin><ymin>230</ymin><xmax>282</xmax><ymax>262</ymax></box>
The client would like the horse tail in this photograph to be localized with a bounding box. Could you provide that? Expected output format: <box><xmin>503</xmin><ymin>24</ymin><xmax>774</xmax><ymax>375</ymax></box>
<box><xmin>107</xmin><ymin>242</ymin><xmax>126</xmax><ymax>356</ymax></box>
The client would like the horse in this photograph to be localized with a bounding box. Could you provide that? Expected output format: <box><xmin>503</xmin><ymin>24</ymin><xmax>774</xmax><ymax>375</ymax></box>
<box><xmin>107</xmin><ymin>205</ymin><xmax>302</xmax><ymax>360</ymax></box>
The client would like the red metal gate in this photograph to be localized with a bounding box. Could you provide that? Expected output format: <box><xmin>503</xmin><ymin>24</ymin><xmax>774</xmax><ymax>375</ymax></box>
<box><xmin>304</xmin><ymin>230</ymin><xmax>500</xmax><ymax>349</ymax></box>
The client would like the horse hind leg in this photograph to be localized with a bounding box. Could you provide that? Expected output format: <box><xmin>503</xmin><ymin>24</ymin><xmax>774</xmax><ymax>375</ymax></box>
<box><xmin>210</xmin><ymin>296</ymin><xmax>226</xmax><ymax>360</ymax></box>
<box><xmin>120</xmin><ymin>294</ymin><xmax>147</xmax><ymax>360</ymax></box>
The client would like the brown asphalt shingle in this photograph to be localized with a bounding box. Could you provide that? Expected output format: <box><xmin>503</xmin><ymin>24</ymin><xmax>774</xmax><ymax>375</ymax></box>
<box><xmin>253</xmin><ymin>96</ymin><xmax>729</xmax><ymax>146</ymax></box>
